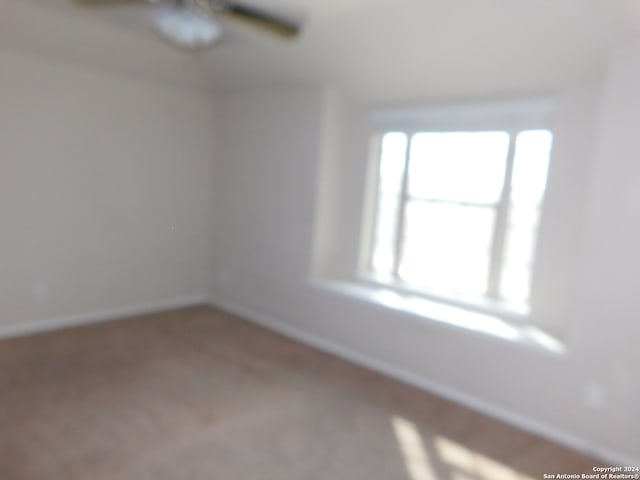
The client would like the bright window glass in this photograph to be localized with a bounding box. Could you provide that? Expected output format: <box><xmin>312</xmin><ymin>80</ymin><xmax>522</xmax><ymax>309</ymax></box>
<box><xmin>499</xmin><ymin>130</ymin><xmax>553</xmax><ymax>302</ymax></box>
<box><xmin>368</xmin><ymin>127</ymin><xmax>553</xmax><ymax>310</ymax></box>
<box><xmin>399</xmin><ymin>202</ymin><xmax>495</xmax><ymax>295</ymax></box>
<box><xmin>408</xmin><ymin>132</ymin><xmax>510</xmax><ymax>204</ymax></box>
<box><xmin>370</xmin><ymin>133</ymin><xmax>407</xmax><ymax>275</ymax></box>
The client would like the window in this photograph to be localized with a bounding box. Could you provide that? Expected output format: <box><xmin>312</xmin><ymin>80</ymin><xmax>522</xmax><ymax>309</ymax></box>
<box><xmin>365</xmin><ymin>123</ymin><xmax>553</xmax><ymax>315</ymax></box>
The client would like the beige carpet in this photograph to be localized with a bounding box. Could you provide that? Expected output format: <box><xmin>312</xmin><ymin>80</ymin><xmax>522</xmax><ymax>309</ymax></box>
<box><xmin>0</xmin><ymin>306</ymin><xmax>597</xmax><ymax>480</ymax></box>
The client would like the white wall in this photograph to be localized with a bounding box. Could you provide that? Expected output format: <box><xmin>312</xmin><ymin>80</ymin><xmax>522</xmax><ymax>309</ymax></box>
<box><xmin>211</xmin><ymin>87</ymin><xmax>325</xmax><ymax>318</ymax></box>
<box><xmin>569</xmin><ymin>40</ymin><xmax>640</xmax><ymax>451</ymax></box>
<box><xmin>210</xmin><ymin>50</ymin><xmax>640</xmax><ymax>462</ymax></box>
<box><xmin>0</xmin><ymin>48</ymin><xmax>215</xmax><ymax>331</ymax></box>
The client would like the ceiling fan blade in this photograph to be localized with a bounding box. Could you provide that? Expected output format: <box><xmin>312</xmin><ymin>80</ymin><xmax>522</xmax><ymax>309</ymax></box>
<box><xmin>222</xmin><ymin>2</ymin><xmax>300</xmax><ymax>39</ymax></box>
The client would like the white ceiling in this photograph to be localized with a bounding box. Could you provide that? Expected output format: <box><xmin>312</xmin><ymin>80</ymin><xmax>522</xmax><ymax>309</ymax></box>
<box><xmin>3</xmin><ymin>0</ymin><xmax>640</xmax><ymax>102</ymax></box>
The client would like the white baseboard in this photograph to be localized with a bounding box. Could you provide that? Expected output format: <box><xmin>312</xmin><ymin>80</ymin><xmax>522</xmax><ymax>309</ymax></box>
<box><xmin>0</xmin><ymin>294</ymin><xmax>209</xmax><ymax>341</ymax></box>
<box><xmin>208</xmin><ymin>295</ymin><xmax>639</xmax><ymax>468</ymax></box>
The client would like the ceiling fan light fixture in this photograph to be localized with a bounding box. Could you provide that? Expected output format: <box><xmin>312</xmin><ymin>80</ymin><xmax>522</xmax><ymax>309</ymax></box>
<box><xmin>153</xmin><ymin>6</ymin><xmax>222</xmax><ymax>50</ymax></box>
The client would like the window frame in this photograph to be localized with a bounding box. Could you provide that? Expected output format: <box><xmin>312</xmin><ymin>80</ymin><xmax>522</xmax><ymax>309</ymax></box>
<box><xmin>360</xmin><ymin>100</ymin><xmax>554</xmax><ymax>322</ymax></box>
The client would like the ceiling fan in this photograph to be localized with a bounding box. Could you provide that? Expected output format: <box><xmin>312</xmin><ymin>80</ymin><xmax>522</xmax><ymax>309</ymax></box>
<box><xmin>74</xmin><ymin>0</ymin><xmax>302</xmax><ymax>51</ymax></box>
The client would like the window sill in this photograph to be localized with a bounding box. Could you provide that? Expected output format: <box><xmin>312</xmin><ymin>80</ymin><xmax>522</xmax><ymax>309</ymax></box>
<box><xmin>310</xmin><ymin>279</ymin><xmax>566</xmax><ymax>356</ymax></box>
<box><xmin>358</xmin><ymin>272</ymin><xmax>531</xmax><ymax>323</ymax></box>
